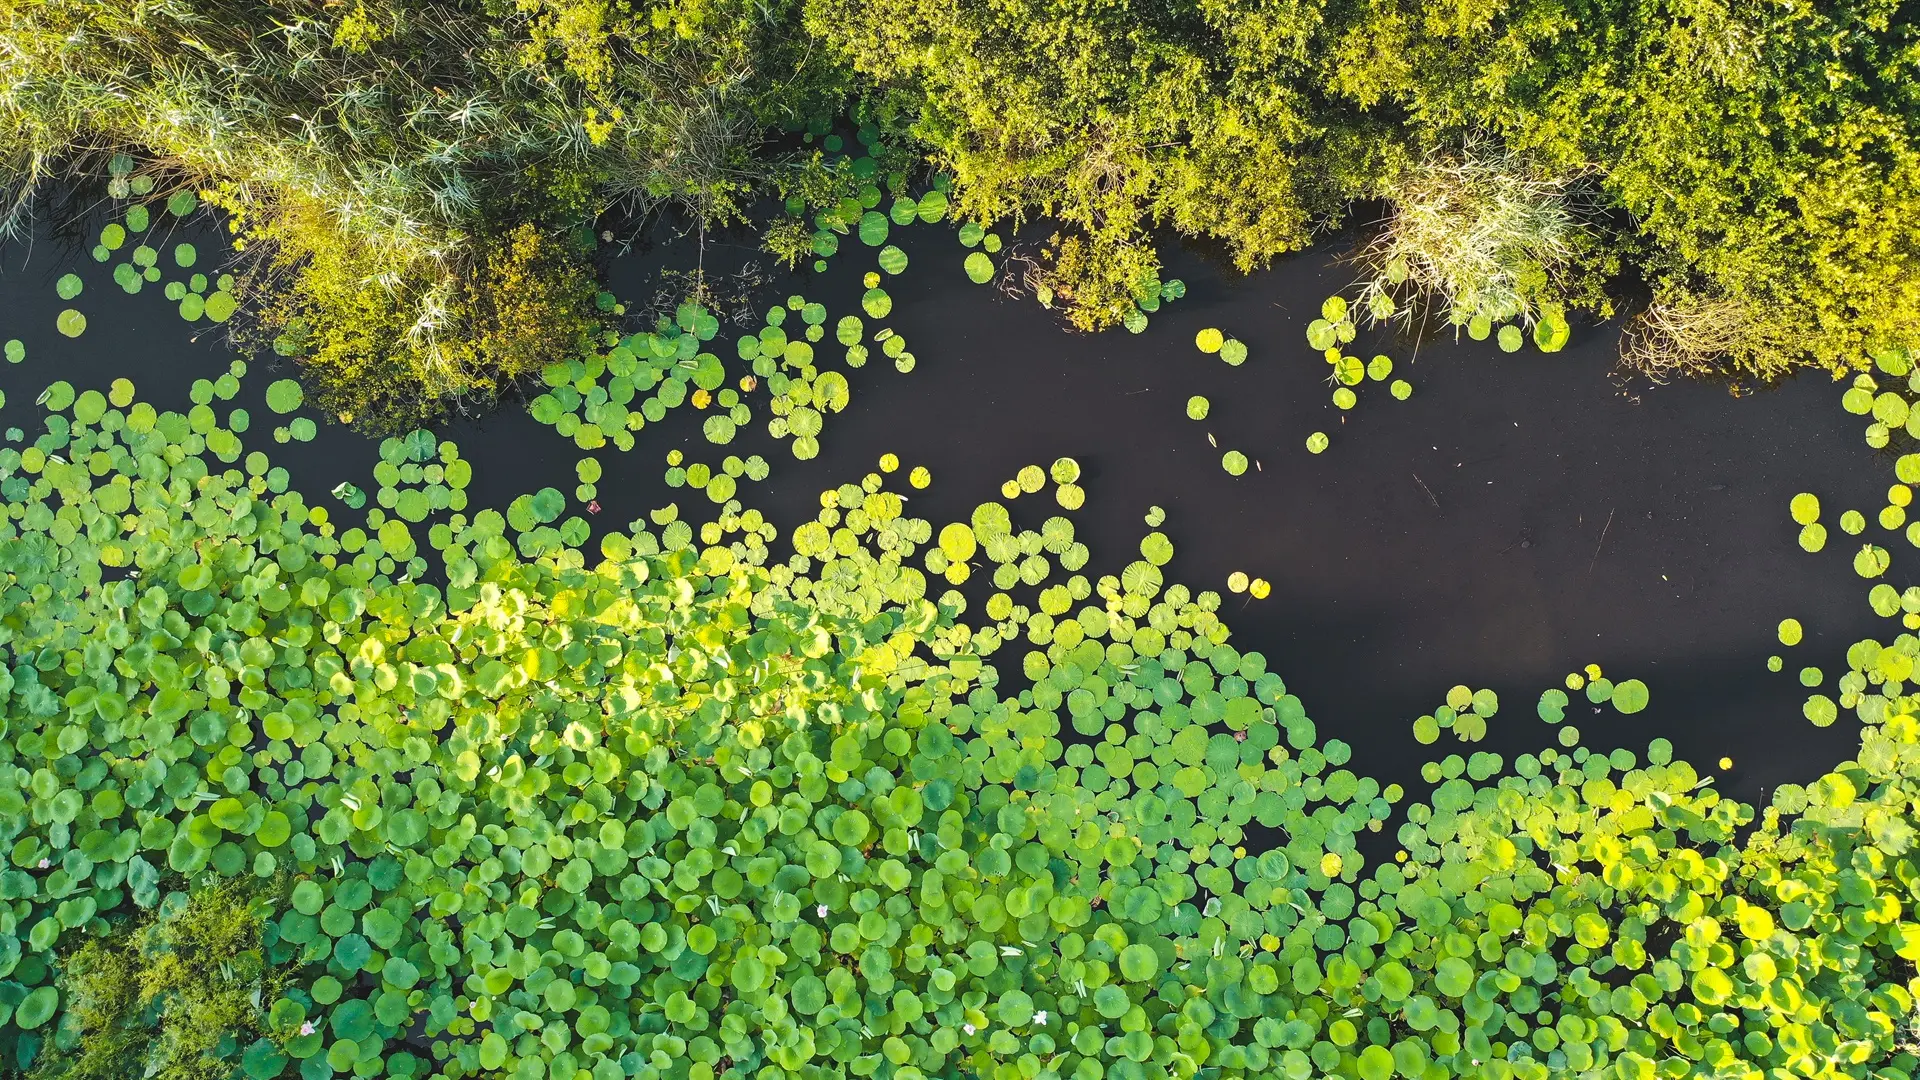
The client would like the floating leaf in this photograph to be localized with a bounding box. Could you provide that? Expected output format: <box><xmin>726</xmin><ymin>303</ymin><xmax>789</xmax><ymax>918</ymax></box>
<box><xmin>1611</xmin><ymin>678</ymin><xmax>1649</xmax><ymax>714</ymax></box>
<box><xmin>1855</xmin><ymin>544</ymin><xmax>1891</xmax><ymax>578</ymax></box>
<box><xmin>266</xmin><ymin>379</ymin><xmax>305</xmax><ymax>414</ymax></box>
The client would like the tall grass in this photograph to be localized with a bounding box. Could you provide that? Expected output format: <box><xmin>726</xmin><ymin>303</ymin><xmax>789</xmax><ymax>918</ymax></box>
<box><xmin>0</xmin><ymin>0</ymin><xmax>793</xmax><ymax>426</ymax></box>
<box><xmin>1354</xmin><ymin>140</ymin><xmax>1591</xmax><ymax>330</ymax></box>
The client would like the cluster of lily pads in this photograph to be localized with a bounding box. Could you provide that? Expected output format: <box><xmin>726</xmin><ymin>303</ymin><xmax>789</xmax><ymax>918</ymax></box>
<box><xmin>789</xmin><ymin>125</ymin><xmax>941</xmax><ymax>273</ymax></box>
<box><xmin>525</xmin><ymin>284</ymin><xmax>902</xmax><ymax>477</ymax></box>
<box><xmin>53</xmin><ymin>156</ymin><xmax>235</xmax><ymax>337</ymax></box>
<box><xmin>1778</xmin><ymin>346</ymin><xmax>1920</xmax><ymax>731</ymax></box>
<box><xmin>1344</xmin><ymin>265</ymin><xmax>1572</xmax><ymax>357</ymax></box>
<box><xmin>664</xmin><ymin>447</ymin><xmax>773</xmax><ymax>506</ymax></box>
<box><xmin>11</xmin><ymin>210</ymin><xmax>1920</xmax><ymax>1080</ymax></box>
<box><xmin>7</xmin><ymin>359</ymin><xmax>1920</xmax><ymax>1080</ymax></box>
<box><xmin>1305</xmin><ymin>297</ymin><xmax>1415</xmax><ymax>416</ymax></box>
<box><xmin>753</xmin><ymin>298</ymin><xmax>861</xmax><ymax>460</ymax></box>
<box><xmin>528</xmin><ymin>303</ymin><xmax>730</xmax><ymax>454</ymax></box>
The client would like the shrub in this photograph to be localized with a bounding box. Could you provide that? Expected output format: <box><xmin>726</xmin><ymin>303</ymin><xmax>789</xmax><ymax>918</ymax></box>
<box><xmin>246</xmin><ymin>206</ymin><xmax>601</xmax><ymax>431</ymax></box>
<box><xmin>32</xmin><ymin>879</ymin><xmax>281</xmax><ymax>1080</ymax></box>
<box><xmin>801</xmin><ymin>0</ymin><xmax>1334</xmax><ymax>330</ymax></box>
<box><xmin>1620</xmin><ymin>291</ymin><xmax>1808</xmax><ymax>383</ymax></box>
<box><xmin>0</xmin><ymin>0</ymin><xmax>814</xmax><ymax>424</ymax></box>
<box><xmin>762</xmin><ymin>216</ymin><xmax>817</xmax><ymax>268</ymax></box>
<box><xmin>1351</xmin><ymin>141</ymin><xmax>1610</xmax><ymax>331</ymax></box>
<box><xmin>1326</xmin><ymin>0</ymin><xmax>1920</xmax><ymax>373</ymax></box>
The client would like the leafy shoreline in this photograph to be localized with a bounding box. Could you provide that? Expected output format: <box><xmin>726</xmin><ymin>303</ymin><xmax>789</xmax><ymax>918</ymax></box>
<box><xmin>4</xmin><ymin>0</ymin><xmax>1913</xmax><ymax>422</ymax></box>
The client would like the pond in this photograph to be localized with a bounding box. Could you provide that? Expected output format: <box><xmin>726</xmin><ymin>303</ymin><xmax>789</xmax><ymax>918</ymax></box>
<box><xmin>0</xmin><ymin>205</ymin><xmax>1882</xmax><ymax>810</ymax></box>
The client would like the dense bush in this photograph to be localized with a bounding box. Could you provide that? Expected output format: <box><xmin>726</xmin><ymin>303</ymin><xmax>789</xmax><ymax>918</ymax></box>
<box><xmin>6</xmin><ymin>0</ymin><xmax>1913</xmax><ymax>395</ymax></box>
<box><xmin>248</xmin><ymin>216</ymin><xmax>603</xmax><ymax>431</ymax></box>
<box><xmin>1325</xmin><ymin>0</ymin><xmax>1920</xmax><ymax>375</ymax></box>
<box><xmin>0</xmin><ymin>0</ymin><xmax>828</xmax><ymax>426</ymax></box>
<box><xmin>799</xmin><ymin>0</ymin><xmax>1363</xmax><ymax>331</ymax></box>
<box><xmin>807</xmin><ymin>0</ymin><xmax>1918</xmax><ymax>367</ymax></box>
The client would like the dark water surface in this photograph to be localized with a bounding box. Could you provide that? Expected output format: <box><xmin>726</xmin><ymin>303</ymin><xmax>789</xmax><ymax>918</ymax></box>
<box><xmin>0</xmin><ymin>210</ymin><xmax>1886</xmax><ymax>809</ymax></box>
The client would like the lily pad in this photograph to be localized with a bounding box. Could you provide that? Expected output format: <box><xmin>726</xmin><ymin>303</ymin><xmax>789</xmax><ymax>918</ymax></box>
<box><xmin>266</xmin><ymin>379</ymin><xmax>305</xmax><ymax>414</ymax></box>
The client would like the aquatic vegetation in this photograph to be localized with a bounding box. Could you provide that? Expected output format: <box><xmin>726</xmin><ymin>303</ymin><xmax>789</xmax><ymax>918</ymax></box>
<box><xmin>1225</xmin><ymin>572</ymin><xmax>1271</xmax><ymax>599</ymax></box>
<box><xmin>3</xmin><ymin>75</ymin><xmax>1920</xmax><ymax>1080</ymax></box>
<box><xmin>33</xmin><ymin>878</ymin><xmax>282</xmax><ymax>1080</ymax></box>
<box><xmin>1411</xmin><ymin>685</ymin><xmax>1499</xmax><ymax>744</ymax></box>
<box><xmin>1303</xmin><ymin>300</ymin><xmax>1429</xmax><ymax>430</ymax></box>
<box><xmin>1345</xmin><ymin>143</ymin><xmax>1587</xmax><ymax>350</ymax></box>
<box><xmin>0</xmin><ymin>328</ymin><xmax>1913</xmax><ymax>1080</ymax></box>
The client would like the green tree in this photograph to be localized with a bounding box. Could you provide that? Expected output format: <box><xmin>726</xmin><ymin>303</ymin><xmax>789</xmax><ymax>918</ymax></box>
<box><xmin>1325</xmin><ymin>0</ymin><xmax>1920</xmax><ymax>376</ymax></box>
<box><xmin>801</xmin><ymin>0</ymin><xmax>1374</xmax><ymax>329</ymax></box>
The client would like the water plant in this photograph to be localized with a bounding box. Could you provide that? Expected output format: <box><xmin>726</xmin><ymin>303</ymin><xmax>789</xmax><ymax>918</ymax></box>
<box><xmin>0</xmin><ymin>311</ymin><xmax>1916</xmax><ymax>1080</ymax></box>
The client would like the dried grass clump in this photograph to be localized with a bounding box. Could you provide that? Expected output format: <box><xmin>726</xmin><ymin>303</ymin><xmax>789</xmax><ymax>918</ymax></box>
<box><xmin>1356</xmin><ymin>140</ymin><xmax>1590</xmax><ymax>330</ymax></box>
<box><xmin>1621</xmin><ymin>291</ymin><xmax>1807</xmax><ymax>383</ymax></box>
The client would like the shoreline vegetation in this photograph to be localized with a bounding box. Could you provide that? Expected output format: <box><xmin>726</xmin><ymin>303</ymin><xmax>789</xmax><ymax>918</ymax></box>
<box><xmin>1</xmin><ymin>1</ymin><xmax>1914</xmax><ymax>427</ymax></box>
